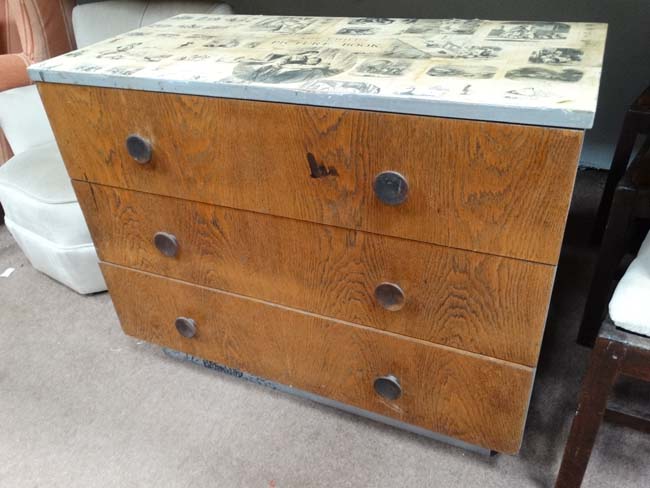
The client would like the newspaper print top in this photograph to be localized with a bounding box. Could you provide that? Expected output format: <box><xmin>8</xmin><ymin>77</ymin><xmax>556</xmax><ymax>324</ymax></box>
<box><xmin>29</xmin><ymin>15</ymin><xmax>608</xmax><ymax>128</ymax></box>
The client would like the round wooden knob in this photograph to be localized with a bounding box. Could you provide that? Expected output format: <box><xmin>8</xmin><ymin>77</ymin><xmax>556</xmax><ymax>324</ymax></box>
<box><xmin>374</xmin><ymin>375</ymin><xmax>402</xmax><ymax>400</ymax></box>
<box><xmin>373</xmin><ymin>171</ymin><xmax>409</xmax><ymax>206</ymax></box>
<box><xmin>126</xmin><ymin>134</ymin><xmax>152</xmax><ymax>164</ymax></box>
<box><xmin>175</xmin><ymin>317</ymin><xmax>197</xmax><ymax>338</ymax></box>
<box><xmin>153</xmin><ymin>232</ymin><xmax>179</xmax><ymax>257</ymax></box>
<box><xmin>374</xmin><ymin>282</ymin><xmax>405</xmax><ymax>311</ymax></box>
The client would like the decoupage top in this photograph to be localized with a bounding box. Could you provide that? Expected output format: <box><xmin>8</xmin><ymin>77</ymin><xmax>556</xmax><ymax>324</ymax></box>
<box><xmin>28</xmin><ymin>15</ymin><xmax>608</xmax><ymax>128</ymax></box>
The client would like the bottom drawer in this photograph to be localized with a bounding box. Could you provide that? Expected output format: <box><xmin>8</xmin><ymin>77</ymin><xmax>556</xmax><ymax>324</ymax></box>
<box><xmin>102</xmin><ymin>263</ymin><xmax>535</xmax><ymax>454</ymax></box>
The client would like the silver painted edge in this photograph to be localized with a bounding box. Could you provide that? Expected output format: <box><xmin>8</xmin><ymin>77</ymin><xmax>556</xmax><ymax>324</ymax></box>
<box><xmin>162</xmin><ymin>347</ymin><xmax>493</xmax><ymax>456</ymax></box>
<box><xmin>28</xmin><ymin>67</ymin><xmax>594</xmax><ymax>129</ymax></box>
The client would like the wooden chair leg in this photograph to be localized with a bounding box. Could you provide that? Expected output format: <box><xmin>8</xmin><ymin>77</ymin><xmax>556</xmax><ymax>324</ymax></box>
<box><xmin>578</xmin><ymin>184</ymin><xmax>636</xmax><ymax>347</ymax></box>
<box><xmin>555</xmin><ymin>338</ymin><xmax>626</xmax><ymax>488</ymax></box>
<box><xmin>592</xmin><ymin>114</ymin><xmax>638</xmax><ymax>244</ymax></box>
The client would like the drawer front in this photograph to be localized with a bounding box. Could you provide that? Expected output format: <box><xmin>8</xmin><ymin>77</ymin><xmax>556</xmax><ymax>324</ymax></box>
<box><xmin>41</xmin><ymin>83</ymin><xmax>582</xmax><ymax>265</ymax></box>
<box><xmin>77</xmin><ymin>182</ymin><xmax>555</xmax><ymax>366</ymax></box>
<box><xmin>102</xmin><ymin>263</ymin><xmax>534</xmax><ymax>454</ymax></box>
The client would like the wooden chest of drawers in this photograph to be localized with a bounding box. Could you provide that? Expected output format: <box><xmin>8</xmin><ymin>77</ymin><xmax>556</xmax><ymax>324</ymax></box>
<box><xmin>30</xmin><ymin>15</ymin><xmax>607</xmax><ymax>454</ymax></box>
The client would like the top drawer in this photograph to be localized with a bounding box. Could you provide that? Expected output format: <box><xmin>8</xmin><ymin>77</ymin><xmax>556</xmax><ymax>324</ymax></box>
<box><xmin>39</xmin><ymin>83</ymin><xmax>582</xmax><ymax>264</ymax></box>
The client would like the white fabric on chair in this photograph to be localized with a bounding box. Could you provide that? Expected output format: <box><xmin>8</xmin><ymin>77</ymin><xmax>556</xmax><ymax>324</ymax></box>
<box><xmin>0</xmin><ymin>142</ymin><xmax>106</xmax><ymax>294</ymax></box>
<box><xmin>609</xmin><ymin>231</ymin><xmax>650</xmax><ymax>337</ymax></box>
<box><xmin>4</xmin><ymin>217</ymin><xmax>105</xmax><ymax>295</ymax></box>
<box><xmin>0</xmin><ymin>85</ymin><xmax>55</xmax><ymax>155</ymax></box>
<box><xmin>0</xmin><ymin>142</ymin><xmax>89</xmax><ymax>246</ymax></box>
<box><xmin>73</xmin><ymin>1</ymin><xmax>233</xmax><ymax>49</ymax></box>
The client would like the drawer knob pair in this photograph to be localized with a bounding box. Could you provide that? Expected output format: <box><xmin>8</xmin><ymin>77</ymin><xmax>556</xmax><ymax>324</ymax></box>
<box><xmin>126</xmin><ymin>134</ymin><xmax>152</xmax><ymax>164</ymax></box>
<box><xmin>126</xmin><ymin>138</ymin><xmax>408</xmax><ymax>208</ymax></box>
<box><xmin>175</xmin><ymin>315</ymin><xmax>400</xmax><ymax>402</ymax></box>
<box><xmin>374</xmin><ymin>375</ymin><xmax>402</xmax><ymax>400</ymax></box>
<box><xmin>374</xmin><ymin>171</ymin><xmax>408</xmax><ymax>206</ymax></box>
<box><xmin>175</xmin><ymin>317</ymin><xmax>197</xmax><ymax>338</ymax></box>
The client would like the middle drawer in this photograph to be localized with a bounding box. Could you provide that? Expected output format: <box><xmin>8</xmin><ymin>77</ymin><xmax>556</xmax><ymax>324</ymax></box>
<box><xmin>75</xmin><ymin>181</ymin><xmax>554</xmax><ymax>366</ymax></box>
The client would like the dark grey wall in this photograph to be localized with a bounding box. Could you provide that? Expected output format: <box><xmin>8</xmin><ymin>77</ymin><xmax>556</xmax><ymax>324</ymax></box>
<box><xmin>225</xmin><ymin>0</ymin><xmax>649</xmax><ymax>169</ymax></box>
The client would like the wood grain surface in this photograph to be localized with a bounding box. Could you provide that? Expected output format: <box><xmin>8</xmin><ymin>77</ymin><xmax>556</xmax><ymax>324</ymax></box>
<box><xmin>101</xmin><ymin>263</ymin><xmax>535</xmax><ymax>454</ymax></box>
<box><xmin>76</xmin><ymin>182</ymin><xmax>555</xmax><ymax>366</ymax></box>
<box><xmin>40</xmin><ymin>83</ymin><xmax>583</xmax><ymax>265</ymax></box>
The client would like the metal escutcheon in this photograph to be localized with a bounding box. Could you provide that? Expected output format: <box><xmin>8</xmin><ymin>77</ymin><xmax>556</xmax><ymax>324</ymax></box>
<box><xmin>175</xmin><ymin>317</ymin><xmax>197</xmax><ymax>338</ymax></box>
<box><xmin>126</xmin><ymin>134</ymin><xmax>152</xmax><ymax>164</ymax></box>
<box><xmin>373</xmin><ymin>171</ymin><xmax>409</xmax><ymax>206</ymax></box>
<box><xmin>374</xmin><ymin>282</ymin><xmax>405</xmax><ymax>311</ymax></box>
<box><xmin>374</xmin><ymin>375</ymin><xmax>402</xmax><ymax>400</ymax></box>
<box><xmin>154</xmin><ymin>232</ymin><xmax>179</xmax><ymax>257</ymax></box>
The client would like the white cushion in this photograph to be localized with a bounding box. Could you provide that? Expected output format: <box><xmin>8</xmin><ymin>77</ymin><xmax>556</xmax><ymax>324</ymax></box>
<box><xmin>0</xmin><ymin>85</ymin><xmax>55</xmax><ymax>155</ymax></box>
<box><xmin>4</xmin><ymin>217</ymin><xmax>106</xmax><ymax>295</ymax></box>
<box><xmin>0</xmin><ymin>142</ymin><xmax>91</xmax><ymax>247</ymax></box>
<box><xmin>73</xmin><ymin>1</ymin><xmax>233</xmax><ymax>48</ymax></box>
<box><xmin>609</xmin><ymin>231</ymin><xmax>650</xmax><ymax>337</ymax></box>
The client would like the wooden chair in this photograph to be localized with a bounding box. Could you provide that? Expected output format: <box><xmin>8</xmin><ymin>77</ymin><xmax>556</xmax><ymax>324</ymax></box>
<box><xmin>578</xmin><ymin>137</ymin><xmax>650</xmax><ymax>347</ymax></box>
<box><xmin>591</xmin><ymin>85</ymin><xmax>650</xmax><ymax>245</ymax></box>
<box><xmin>557</xmin><ymin>132</ymin><xmax>650</xmax><ymax>487</ymax></box>
<box><xmin>556</xmin><ymin>321</ymin><xmax>650</xmax><ymax>487</ymax></box>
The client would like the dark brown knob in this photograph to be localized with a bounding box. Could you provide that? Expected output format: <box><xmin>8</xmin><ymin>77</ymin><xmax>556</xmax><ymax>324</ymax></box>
<box><xmin>373</xmin><ymin>171</ymin><xmax>408</xmax><ymax>206</ymax></box>
<box><xmin>374</xmin><ymin>282</ymin><xmax>405</xmax><ymax>311</ymax></box>
<box><xmin>374</xmin><ymin>375</ymin><xmax>402</xmax><ymax>400</ymax></box>
<box><xmin>154</xmin><ymin>232</ymin><xmax>179</xmax><ymax>257</ymax></box>
<box><xmin>175</xmin><ymin>317</ymin><xmax>197</xmax><ymax>338</ymax></box>
<box><xmin>126</xmin><ymin>134</ymin><xmax>152</xmax><ymax>164</ymax></box>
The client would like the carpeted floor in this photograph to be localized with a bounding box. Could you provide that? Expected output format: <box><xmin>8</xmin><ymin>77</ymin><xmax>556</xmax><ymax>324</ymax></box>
<box><xmin>1</xmin><ymin>169</ymin><xmax>649</xmax><ymax>487</ymax></box>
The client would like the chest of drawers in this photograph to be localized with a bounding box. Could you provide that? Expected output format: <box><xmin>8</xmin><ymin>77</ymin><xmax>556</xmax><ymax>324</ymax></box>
<box><xmin>30</xmin><ymin>15</ymin><xmax>607</xmax><ymax>454</ymax></box>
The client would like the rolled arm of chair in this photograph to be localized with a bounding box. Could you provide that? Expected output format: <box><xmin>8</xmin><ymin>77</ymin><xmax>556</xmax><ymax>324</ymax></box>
<box><xmin>0</xmin><ymin>52</ymin><xmax>32</xmax><ymax>92</ymax></box>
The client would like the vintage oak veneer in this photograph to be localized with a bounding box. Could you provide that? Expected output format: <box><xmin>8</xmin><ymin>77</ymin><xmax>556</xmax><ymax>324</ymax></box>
<box><xmin>29</xmin><ymin>15</ymin><xmax>607</xmax><ymax>454</ymax></box>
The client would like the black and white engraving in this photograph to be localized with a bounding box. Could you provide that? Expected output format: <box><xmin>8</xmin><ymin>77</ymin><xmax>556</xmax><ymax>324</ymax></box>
<box><xmin>74</xmin><ymin>64</ymin><xmax>103</xmax><ymax>72</ymax></box>
<box><xmin>403</xmin><ymin>19</ymin><xmax>480</xmax><ymax>35</ymax></box>
<box><xmin>96</xmin><ymin>42</ymin><xmax>144</xmax><ymax>60</ymax></box>
<box><xmin>232</xmin><ymin>49</ymin><xmax>356</xmax><ymax>84</ymax></box>
<box><xmin>355</xmin><ymin>59</ymin><xmax>412</xmax><ymax>77</ymax></box>
<box><xmin>107</xmin><ymin>66</ymin><xmax>141</xmax><ymax>76</ymax></box>
<box><xmin>426</xmin><ymin>65</ymin><xmax>497</xmax><ymax>79</ymax></box>
<box><xmin>529</xmin><ymin>48</ymin><xmax>584</xmax><ymax>64</ymax></box>
<box><xmin>424</xmin><ymin>41</ymin><xmax>501</xmax><ymax>59</ymax></box>
<box><xmin>381</xmin><ymin>40</ymin><xmax>430</xmax><ymax>59</ymax></box>
<box><xmin>143</xmin><ymin>53</ymin><xmax>173</xmax><ymax>62</ymax></box>
<box><xmin>488</xmin><ymin>22</ymin><xmax>571</xmax><ymax>41</ymax></box>
<box><xmin>336</xmin><ymin>27</ymin><xmax>376</xmax><ymax>36</ymax></box>
<box><xmin>203</xmin><ymin>38</ymin><xmax>239</xmax><ymax>48</ymax></box>
<box><xmin>348</xmin><ymin>18</ymin><xmax>395</xmax><ymax>25</ymax></box>
<box><xmin>175</xmin><ymin>54</ymin><xmax>210</xmax><ymax>62</ymax></box>
<box><xmin>505</xmin><ymin>67</ymin><xmax>583</xmax><ymax>82</ymax></box>
<box><xmin>252</xmin><ymin>17</ymin><xmax>317</xmax><ymax>34</ymax></box>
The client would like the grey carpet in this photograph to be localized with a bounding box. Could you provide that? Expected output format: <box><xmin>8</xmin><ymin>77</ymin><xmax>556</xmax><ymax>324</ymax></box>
<box><xmin>1</xmin><ymin>169</ymin><xmax>648</xmax><ymax>487</ymax></box>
